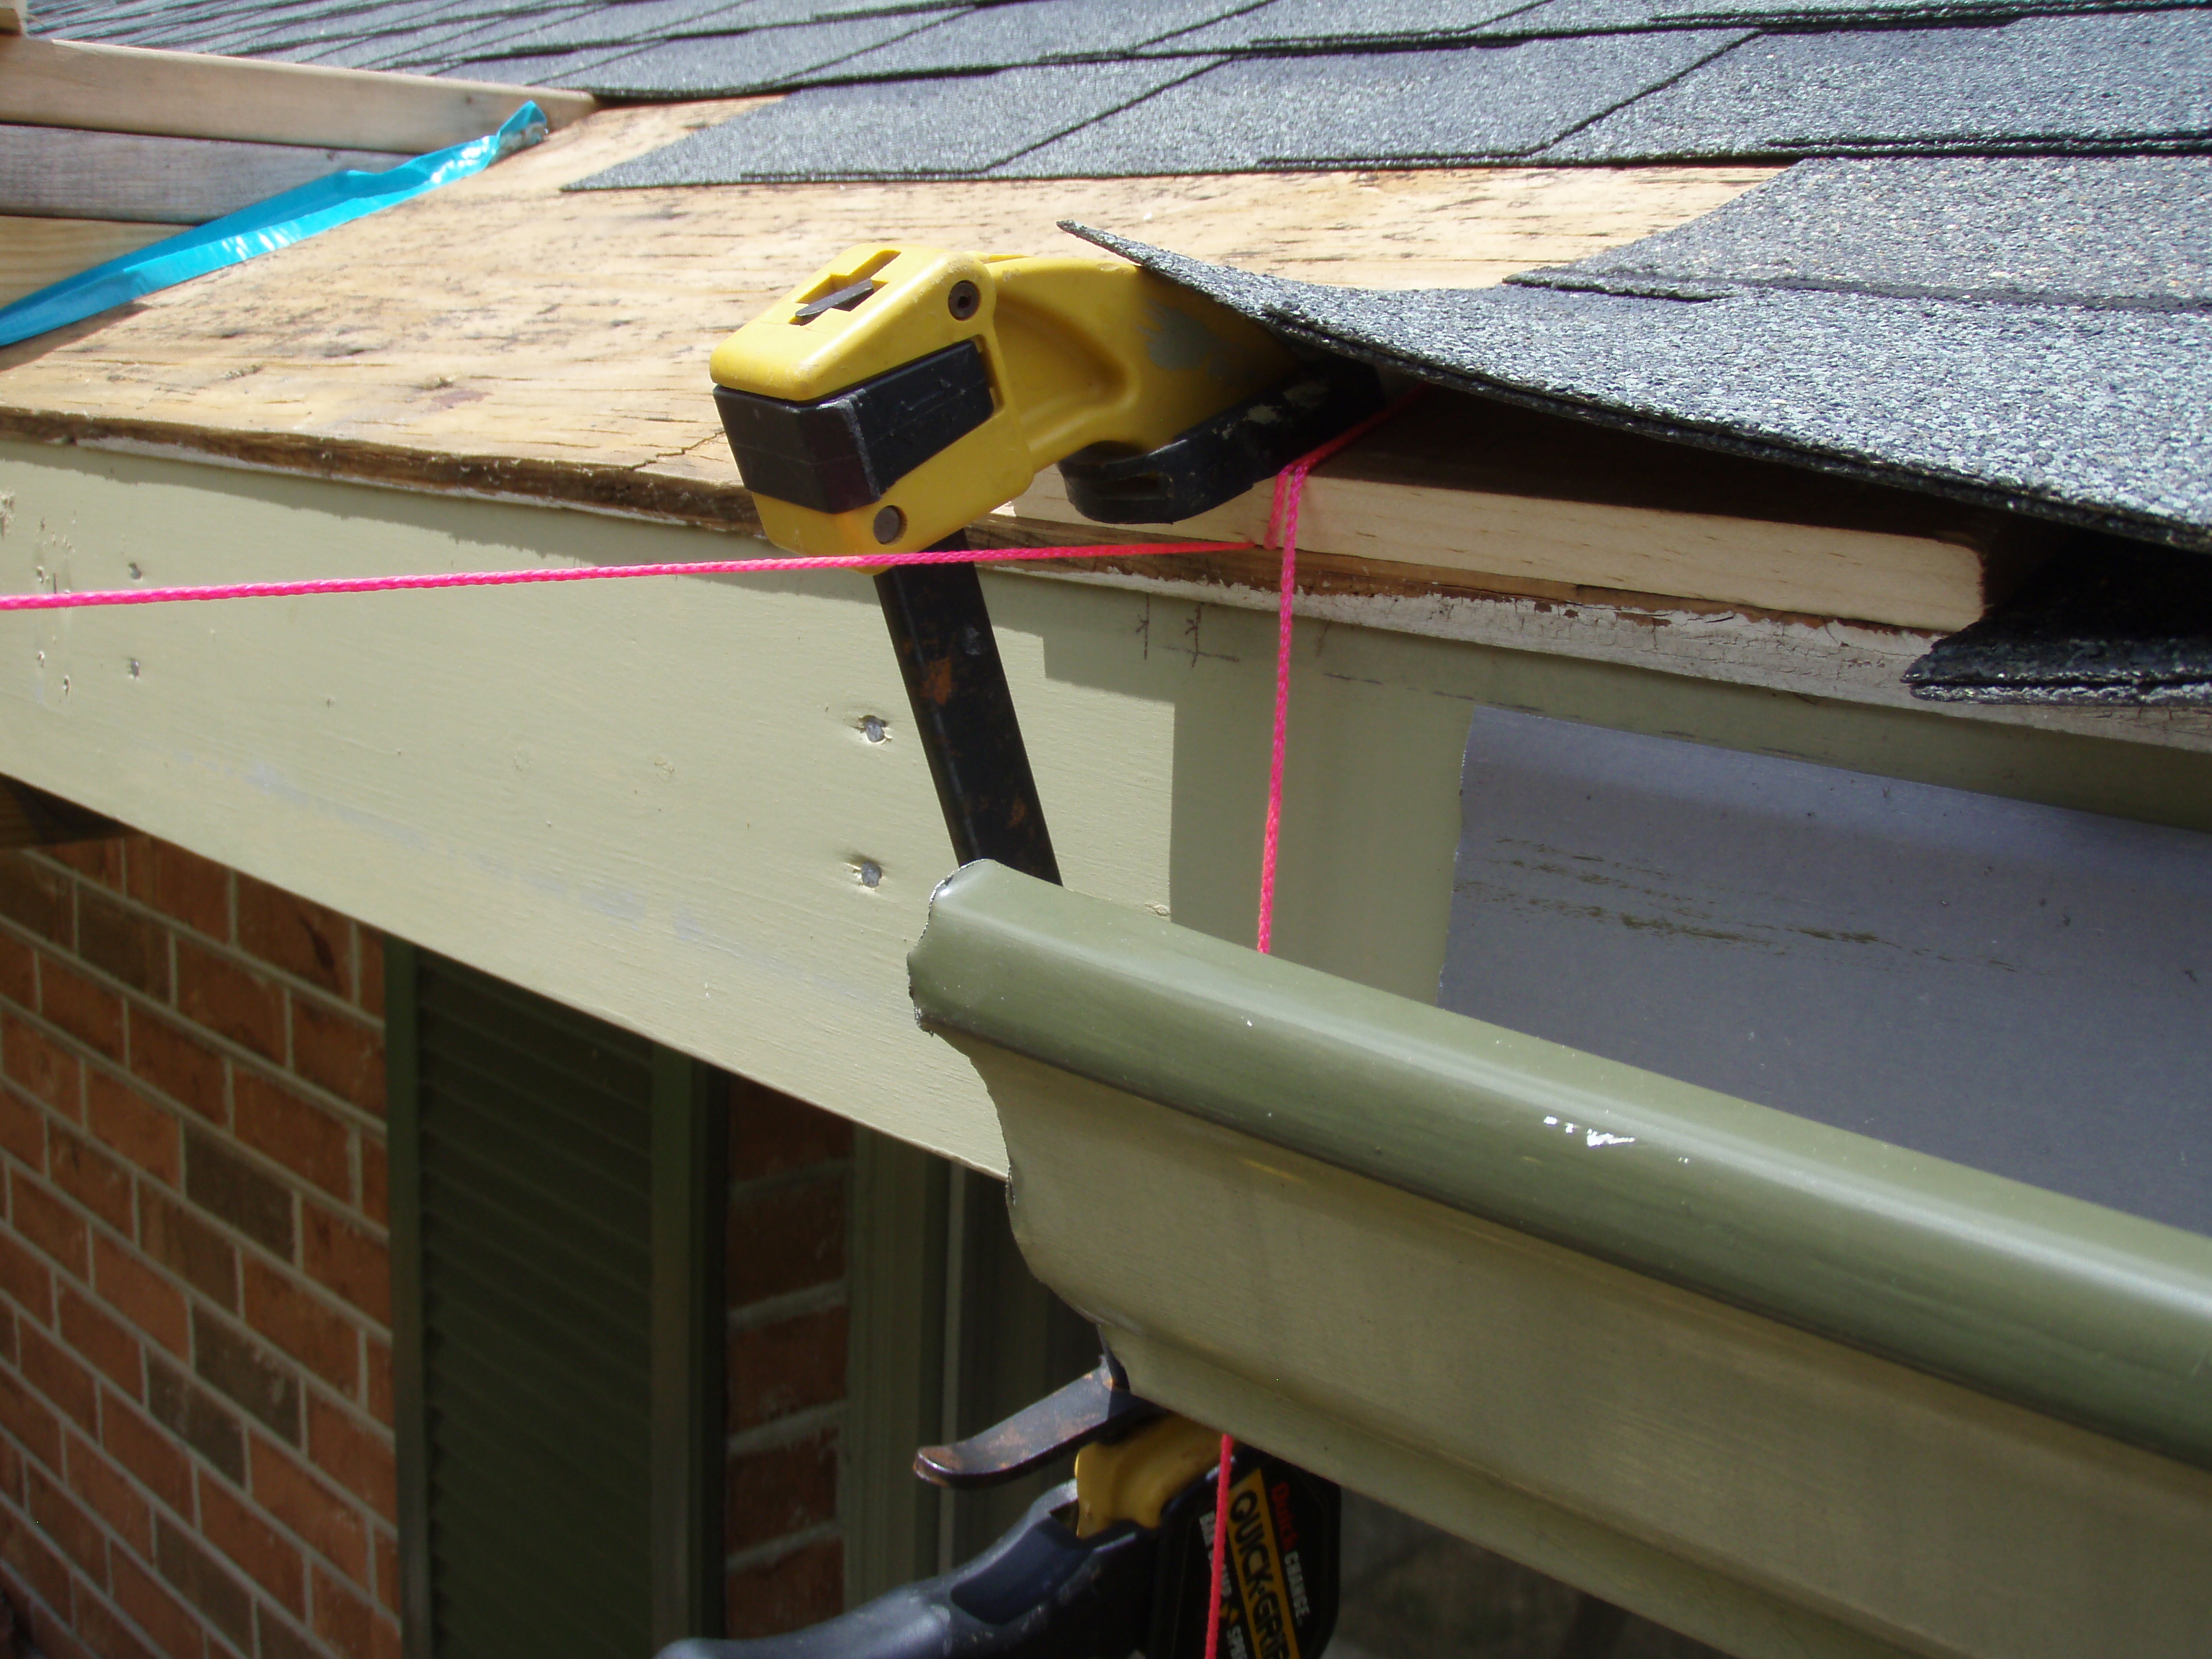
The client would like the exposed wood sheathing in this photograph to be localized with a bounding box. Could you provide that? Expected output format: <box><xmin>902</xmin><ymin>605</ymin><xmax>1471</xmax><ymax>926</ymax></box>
<box><xmin>0</xmin><ymin>212</ymin><xmax>166</xmax><ymax>305</ymax></box>
<box><xmin>0</xmin><ymin>99</ymin><xmax>1775</xmax><ymax>524</ymax></box>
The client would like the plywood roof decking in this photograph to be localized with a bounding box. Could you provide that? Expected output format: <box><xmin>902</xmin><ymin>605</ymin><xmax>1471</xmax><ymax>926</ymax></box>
<box><xmin>0</xmin><ymin>99</ymin><xmax>1776</xmax><ymax>530</ymax></box>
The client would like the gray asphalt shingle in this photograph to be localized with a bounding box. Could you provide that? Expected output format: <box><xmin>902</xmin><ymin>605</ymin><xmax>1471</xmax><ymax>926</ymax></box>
<box><xmin>36</xmin><ymin>0</ymin><xmax>2212</xmax><ymax>559</ymax></box>
<box><xmin>993</xmin><ymin>31</ymin><xmax>1746</xmax><ymax>174</ymax></box>
<box><xmin>1143</xmin><ymin>0</ymin><xmax>1552</xmax><ymax>50</ymax></box>
<box><xmin>1524</xmin><ymin>156</ymin><xmax>2212</xmax><ymax>307</ymax></box>
<box><xmin>1905</xmin><ymin>539</ymin><xmax>2212</xmax><ymax>704</ymax></box>
<box><xmin>575</xmin><ymin>58</ymin><xmax>1220</xmax><ymax>180</ymax></box>
<box><xmin>1542</xmin><ymin>9</ymin><xmax>2212</xmax><ymax>158</ymax></box>
<box><xmin>1071</xmin><ymin>221</ymin><xmax>2212</xmax><ymax>549</ymax></box>
<box><xmin>462</xmin><ymin>0</ymin><xmax>761</xmax><ymax>58</ymax></box>
<box><xmin>1664</xmin><ymin>0</ymin><xmax>2206</xmax><ymax>24</ymax></box>
<box><xmin>824</xmin><ymin>0</ymin><xmax>1255</xmax><ymax>75</ymax></box>
<box><xmin>543</xmin><ymin>11</ymin><xmax>950</xmax><ymax>94</ymax></box>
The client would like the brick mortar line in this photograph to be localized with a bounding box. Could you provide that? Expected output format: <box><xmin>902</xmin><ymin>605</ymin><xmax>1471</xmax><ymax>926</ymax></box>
<box><xmin>64</xmin><ymin>1004</ymin><xmax>399</xmax><ymax>1251</ymax></box>
<box><xmin>0</xmin><ymin>1146</ymin><xmax>400</xmax><ymax>1536</ymax></box>
<box><xmin>0</xmin><ymin>918</ymin><xmax>390</xmax><ymax>1140</ymax></box>
<box><xmin>722</xmin><ymin>1517</ymin><xmax>842</xmax><ymax>1577</ymax></box>
<box><xmin>725</xmin><ymin>1279</ymin><xmax>847</xmax><ymax>1334</ymax></box>
<box><xmin>17</xmin><ymin>852</ymin><xmax>385</xmax><ymax>1035</ymax></box>
<box><xmin>71</xmin><ymin>1180</ymin><xmax>400</xmax><ymax>1471</ymax></box>
<box><xmin>0</xmin><ymin>981</ymin><xmax>392</xmax><ymax>1211</ymax></box>
<box><xmin>1</xmin><ymin>1040</ymin><xmax>389</xmax><ymax>1275</ymax></box>
<box><xmin>1</xmin><ymin>1350</ymin><xmax>395</xmax><ymax>1659</ymax></box>
<box><xmin>0</xmin><ymin>898</ymin><xmax>385</xmax><ymax>1095</ymax></box>
<box><xmin>1</xmin><ymin>1119</ymin><xmax>403</xmax><ymax>1610</ymax></box>
<box><xmin>0</xmin><ymin>1096</ymin><xmax>393</xmax><ymax>1356</ymax></box>
<box><xmin>0</xmin><ymin>1557</ymin><xmax>68</xmax><ymax>1649</ymax></box>
<box><xmin>240</xmin><ymin>1436</ymin><xmax>397</xmax><ymax>1617</ymax></box>
<box><xmin>9</xmin><ymin>1360</ymin><xmax>387</xmax><ymax>1635</ymax></box>
<box><xmin>724</xmin><ymin>1401</ymin><xmax>846</xmax><ymax>1458</ymax></box>
<box><xmin>1</xmin><ymin>1421</ymin><xmax>372</xmax><ymax>1659</ymax></box>
<box><xmin>0</xmin><ymin>1385</ymin><xmax>241</xmax><ymax>1621</ymax></box>
<box><xmin>189</xmin><ymin>1290</ymin><xmax>395</xmax><ymax>1449</ymax></box>
<box><xmin>1</xmin><ymin>1365</ymin><xmax>390</xmax><ymax>1642</ymax></box>
<box><xmin>0</xmin><ymin>1485</ymin><xmax>175</xmax><ymax>1659</ymax></box>
<box><xmin>257</xmin><ymin>1597</ymin><xmax>328</xmax><ymax>1659</ymax></box>
<box><xmin>0</xmin><ymin>1565</ymin><xmax>53</xmax><ymax>1630</ymax></box>
<box><xmin>0</xmin><ymin>1166</ymin><xmax>395</xmax><ymax>1583</ymax></box>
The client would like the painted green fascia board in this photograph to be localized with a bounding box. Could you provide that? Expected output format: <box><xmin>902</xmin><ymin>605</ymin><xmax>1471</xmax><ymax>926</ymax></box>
<box><xmin>907</xmin><ymin>861</ymin><xmax>2212</xmax><ymax>1470</ymax></box>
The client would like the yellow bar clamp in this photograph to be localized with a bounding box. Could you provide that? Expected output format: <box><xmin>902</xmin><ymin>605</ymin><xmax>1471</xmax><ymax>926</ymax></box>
<box><xmin>708</xmin><ymin>244</ymin><xmax>1302</xmax><ymax>556</ymax></box>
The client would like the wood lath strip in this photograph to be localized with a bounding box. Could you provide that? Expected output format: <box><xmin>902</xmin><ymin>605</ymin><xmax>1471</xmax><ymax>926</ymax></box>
<box><xmin>0</xmin><ymin>34</ymin><xmax>595</xmax><ymax>152</ymax></box>
<box><xmin>0</xmin><ymin>214</ymin><xmax>168</xmax><ymax>305</ymax></box>
<box><xmin>0</xmin><ymin>122</ymin><xmax>411</xmax><ymax>225</ymax></box>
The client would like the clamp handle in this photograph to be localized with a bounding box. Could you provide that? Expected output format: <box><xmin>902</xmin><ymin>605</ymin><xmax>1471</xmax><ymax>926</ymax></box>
<box><xmin>660</xmin><ymin>1483</ymin><xmax>1155</xmax><ymax>1659</ymax></box>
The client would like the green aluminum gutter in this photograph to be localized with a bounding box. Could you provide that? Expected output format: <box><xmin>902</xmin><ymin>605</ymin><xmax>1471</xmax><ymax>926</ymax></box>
<box><xmin>907</xmin><ymin>861</ymin><xmax>2212</xmax><ymax>1470</ymax></box>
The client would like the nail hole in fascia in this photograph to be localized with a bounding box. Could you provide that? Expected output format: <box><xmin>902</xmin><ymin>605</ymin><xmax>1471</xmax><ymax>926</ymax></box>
<box><xmin>128</xmin><ymin>660</ymin><xmax>140</xmax><ymax>678</ymax></box>
<box><xmin>860</xmin><ymin>715</ymin><xmax>888</xmax><ymax>743</ymax></box>
<box><xmin>857</xmin><ymin>860</ymin><xmax>883</xmax><ymax>889</ymax></box>
<box><xmin>127</xmin><ymin>562</ymin><xmax>143</xmax><ymax>580</ymax></box>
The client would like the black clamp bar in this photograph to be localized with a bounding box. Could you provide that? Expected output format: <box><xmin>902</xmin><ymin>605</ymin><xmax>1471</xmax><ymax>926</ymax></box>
<box><xmin>874</xmin><ymin>534</ymin><xmax>1061</xmax><ymax>885</ymax></box>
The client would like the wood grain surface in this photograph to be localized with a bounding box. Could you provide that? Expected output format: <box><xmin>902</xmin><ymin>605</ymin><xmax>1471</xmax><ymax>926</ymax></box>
<box><xmin>0</xmin><ymin>213</ymin><xmax>168</xmax><ymax>305</ymax></box>
<box><xmin>1005</xmin><ymin>393</ymin><xmax>2058</xmax><ymax>631</ymax></box>
<box><xmin>1</xmin><ymin>122</ymin><xmax>409</xmax><ymax>224</ymax></box>
<box><xmin>0</xmin><ymin>34</ymin><xmax>595</xmax><ymax>150</ymax></box>
<box><xmin>0</xmin><ymin>98</ymin><xmax>1776</xmax><ymax>528</ymax></box>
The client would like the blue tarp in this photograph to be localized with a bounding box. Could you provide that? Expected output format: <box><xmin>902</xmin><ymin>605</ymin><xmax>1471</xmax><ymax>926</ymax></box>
<box><xmin>0</xmin><ymin>102</ymin><xmax>549</xmax><ymax>350</ymax></box>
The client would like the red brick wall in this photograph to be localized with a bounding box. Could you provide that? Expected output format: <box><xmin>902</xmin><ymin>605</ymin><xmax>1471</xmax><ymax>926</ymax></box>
<box><xmin>722</xmin><ymin>1080</ymin><xmax>851</xmax><ymax>1640</ymax></box>
<box><xmin>0</xmin><ymin>837</ymin><xmax>393</xmax><ymax>1659</ymax></box>
<box><xmin>0</xmin><ymin>836</ymin><xmax>858</xmax><ymax>1656</ymax></box>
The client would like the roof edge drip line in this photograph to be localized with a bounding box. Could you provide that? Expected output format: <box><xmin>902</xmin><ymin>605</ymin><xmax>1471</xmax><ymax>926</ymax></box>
<box><xmin>1063</xmin><ymin>222</ymin><xmax>2212</xmax><ymax>558</ymax></box>
<box><xmin>1509</xmin><ymin>269</ymin><xmax>2212</xmax><ymax>315</ymax></box>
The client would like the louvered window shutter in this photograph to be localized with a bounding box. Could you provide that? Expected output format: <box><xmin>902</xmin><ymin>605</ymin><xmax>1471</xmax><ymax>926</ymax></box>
<box><xmin>386</xmin><ymin>943</ymin><xmax>723</xmax><ymax>1658</ymax></box>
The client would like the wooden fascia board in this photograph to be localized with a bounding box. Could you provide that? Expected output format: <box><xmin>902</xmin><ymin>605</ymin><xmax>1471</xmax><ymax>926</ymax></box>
<box><xmin>0</xmin><ymin>34</ymin><xmax>595</xmax><ymax>152</ymax></box>
<box><xmin>0</xmin><ymin>389</ymin><xmax>2044</xmax><ymax>639</ymax></box>
<box><xmin>12</xmin><ymin>402</ymin><xmax>2190</xmax><ymax>754</ymax></box>
<box><xmin>5</xmin><ymin>441</ymin><xmax>2211</xmax><ymax>1179</ymax></box>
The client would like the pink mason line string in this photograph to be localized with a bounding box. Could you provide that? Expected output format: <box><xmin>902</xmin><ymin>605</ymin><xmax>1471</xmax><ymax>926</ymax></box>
<box><xmin>7</xmin><ymin>392</ymin><xmax>1434</xmax><ymax>1656</ymax></box>
<box><xmin>1252</xmin><ymin>386</ymin><xmax>1428</xmax><ymax>956</ymax></box>
<box><xmin>0</xmin><ymin>537</ymin><xmax>1253</xmax><ymax>612</ymax></box>
<box><xmin>1204</xmin><ymin>385</ymin><xmax>1426</xmax><ymax>1659</ymax></box>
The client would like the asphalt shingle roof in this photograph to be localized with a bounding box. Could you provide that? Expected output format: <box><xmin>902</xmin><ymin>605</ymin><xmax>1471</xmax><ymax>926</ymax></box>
<box><xmin>1064</xmin><ymin>146</ymin><xmax>2212</xmax><ymax>553</ymax></box>
<box><xmin>37</xmin><ymin>0</ymin><xmax>2212</xmax><ymax>699</ymax></box>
